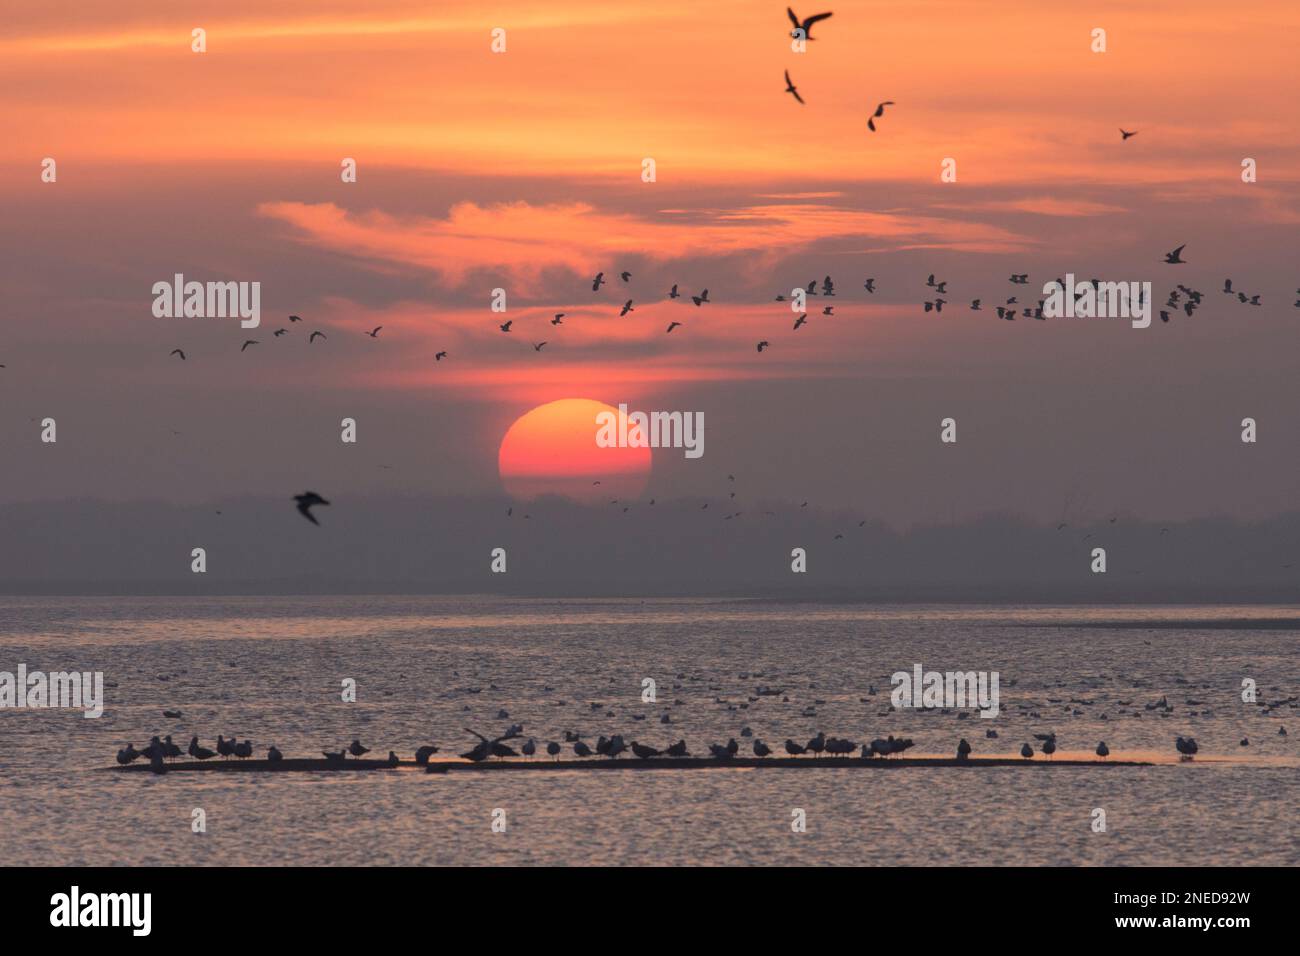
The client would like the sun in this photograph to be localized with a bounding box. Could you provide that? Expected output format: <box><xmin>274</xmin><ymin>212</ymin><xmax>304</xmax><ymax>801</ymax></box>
<box><xmin>498</xmin><ymin>398</ymin><xmax>651</xmax><ymax>504</ymax></box>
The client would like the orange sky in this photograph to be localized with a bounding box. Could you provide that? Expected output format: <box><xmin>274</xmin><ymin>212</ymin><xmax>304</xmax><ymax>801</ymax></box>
<box><xmin>3</xmin><ymin>1</ymin><xmax>1300</xmax><ymax>516</ymax></box>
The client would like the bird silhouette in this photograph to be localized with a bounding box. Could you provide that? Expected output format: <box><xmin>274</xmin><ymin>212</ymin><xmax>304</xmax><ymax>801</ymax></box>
<box><xmin>551</xmin><ymin>313</ymin><xmax>565</xmax><ymax>325</ymax></box>
<box><xmin>533</xmin><ymin>341</ymin><xmax>547</xmax><ymax>351</ymax></box>
<box><xmin>170</xmin><ymin>349</ymin><xmax>186</xmax><ymax>360</ymax></box>
<box><xmin>592</xmin><ymin>272</ymin><xmax>605</xmax><ymax>290</ymax></box>
<box><xmin>294</xmin><ymin>491</ymin><xmax>330</xmax><ymax>526</ymax></box>
<box><xmin>348</xmin><ymin>739</ymin><xmax>370</xmax><ymax>758</ymax></box>
<box><xmin>867</xmin><ymin>101</ymin><xmax>894</xmax><ymax>132</ymax></box>
<box><xmin>366</xmin><ymin>326</ymin><xmax>382</xmax><ymax>338</ymax></box>
<box><xmin>273</xmin><ymin>328</ymin><xmax>287</xmax><ymax>337</ymax></box>
<box><xmin>268</xmin><ymin>745</ymin><xmax>283</xmax><ymax>762</ymax></box>
<box><xmin>1120</xmin><ymin>128</ymin><xmax>1138</xmax><ymax>140</ymax></box>
<box><xmin>240</xmin><ymin>340</ymin><xmax>258</xmax><ymax>352</ymax></box>
<box><xmin>309</xmin><ymin>331</ymin><xmax>327</xmax><ymax>343</ymax></box>
<box><xmin>783</xmin><ymin>69</ymin><xmax>804</xmax><ymax>104</ymax></box>
<box><xmin>620</xmin><ymin>271</ymin><xmax>631</xmax><ymax>282</ymax></box>
<box><xmin>756</xmin><ymin>340</ymin><xmax>769</xmax><ymax>352</ymax></box>
<box><xmin>787</xmin><ymin>7</ymin><xmax>833</xmax><ymax>40</ymax></box>
<box><xmin>666</xmin><ymin>321</ymin><xmax>682</xmax><ymax>333</ymax></box>
<box><xmin>499</xmin><ymin>320</ymin><xmax>512</xmax><ymax>332</ymax></box>
<box><xmin>288</xmin><ymin>314</ymin><xmax>302</xmax><ymax>322</ymax></box>
<box><xmin>691</xmin><ymin>289</ymin><xmax>710</xmax><ymax>306</ymax></box>
<box><xmin>1163</xmin><ymin>244</ymin><xmax>1187</xmax><ymax>264</ymax></box>
<box><xmin>669</xmin><ymin>284</ymin><xmax>680</xmax><ymax>299</ymax></box>
<box><xmin>620</xmin><ymin>300</ymin><xmax>634</xmax><ymax>316</ymax></box>
<box><xmin>435</xmin><ymin>351</ymin><xmax>447</xmax><ymax>361</ymax></box>
<box><xmin>1095</xmin><ymin>741</ymin><xmax>1109</xmax><ymax>759</ymax></box>
<box><xmin>793</xmin><ymin>313</ymin><xmax>807</xmax><ymax>330</ymax></box>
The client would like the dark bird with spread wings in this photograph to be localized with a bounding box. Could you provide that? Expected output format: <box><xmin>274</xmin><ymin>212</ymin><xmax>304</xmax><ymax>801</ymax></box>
<box><xmin>788</xmin><ymin>7</ymin><xmax>833</xmax><ymax>40</ymax></box>
<box><xmin>294</xmin><ymin>492</ymin><xmax>330</xmax><ymax>526</ymax></box>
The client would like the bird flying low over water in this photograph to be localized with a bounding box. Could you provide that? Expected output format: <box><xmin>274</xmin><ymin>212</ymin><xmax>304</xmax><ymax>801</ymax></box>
<box><xmin>867</xmin><ymin>101</ymin><xmax>894</xmax><ymax>132</ymax></box>
<box><xmin>784</xmin><ymin>69</ymin><xmax>804</xmax><ymax>104</ymax></box>
<box><xmin>1164</xmin><ymin>244</ymin><xmax>1187</xmax><ymax>264</ymax></box>
<box><xmin>294</xmin><ymin>491</ymin><xmax>330</xmax><ymax>526</ymax></box>
<box><xmin>788</xmin><ymin>7</ymin><xmax>833</xmax><ymax>39</ymax></box>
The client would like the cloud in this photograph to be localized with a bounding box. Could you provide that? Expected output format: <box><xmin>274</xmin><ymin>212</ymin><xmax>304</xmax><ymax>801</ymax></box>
<box><xmin>257</xmin><ymin>199</ymin><xmax>1031</xmax><ymax>290</ymax></box>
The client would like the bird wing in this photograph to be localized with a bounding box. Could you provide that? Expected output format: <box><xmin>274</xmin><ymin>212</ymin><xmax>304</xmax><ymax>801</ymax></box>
<box><xmin>787</xmin><ymin>7</ymin><xmax>801</xmax><ymax>29</ymax></box>
<box><xmin>792</xmin><ymin>87</ymin><xmax>804</xmax><ymax>104</ymax></box>
<box><xmin>805</xmin><ymin>11</ymin><xmax>833</xmax><ymax>27</ymax></box>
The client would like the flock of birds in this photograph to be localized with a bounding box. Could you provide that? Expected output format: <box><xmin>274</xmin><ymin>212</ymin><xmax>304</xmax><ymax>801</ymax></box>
<box><xmin>114</xmin><ymin>720</ymin><xmax>1289</xmax><ymax>773</ymax></box>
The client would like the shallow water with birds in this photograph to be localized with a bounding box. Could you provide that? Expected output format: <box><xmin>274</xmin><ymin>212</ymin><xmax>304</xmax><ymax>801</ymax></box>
<box><xmin>1</xmin><ymin>597</ymin><xmax>1295</xmax><ymax>865</ymax></box>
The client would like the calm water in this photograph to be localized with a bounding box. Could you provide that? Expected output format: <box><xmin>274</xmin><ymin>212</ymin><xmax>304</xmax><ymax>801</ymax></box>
<box><xmin>0</xmin><ymin>597</ymin><xmax>1295</xmax><ymax>866</ymax></box>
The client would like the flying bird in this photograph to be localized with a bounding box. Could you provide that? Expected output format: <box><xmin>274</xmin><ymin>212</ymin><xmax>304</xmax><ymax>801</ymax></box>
<box><xmin>619</xmin><ymin>271</ymin><xmax>631</xmax><ymax>282</ymax></box>
<box><xmin>499</xmin><ymin>320</ymin><xmax>512</xmax><ymax>332</ymax></box>
<box><xmin>620</xmin><ymin>300</ymin><xmax>634</xmax><ymax>316</ymax></box>
<box><xmin>288</xmin><ymin>314</ymin><xmax>302</xmax><ymax>322</ymax></box>
<box><xmin>309</xmin><ymin>331</ymin><xmax>327</xmax><ymax>343</ymax></box>
<box><xmin>533</xmin><ymin>341</ymin><xmax>547</xmax><ymax>351</ymax></box>
<box><xmin>240</xmin><ymin>340</ymin><xmax>258</xmax><ymax>352</ymax></box>
<box><xmin>666</xmin><ymin>321</ymin><xmax>682</xmax><ymax>333</ymax></box>
<box><xmin>435</xmin><ymin>351</ymin><xmax>447</xmax><ymax>361</ymax></box>
<box><xmin>366</xmin><ymin>327</ymin><xmax>382</xmax><ymax>338</ymax></box>
<box><xmin>592</xmin><ymin>272</ymin><xmax>605</xmax><ymax>290</ymax></box>
<box><xmin>273</xmin><ymin>329</ymin><xmax>287</xmax><ymax>337</ymax></box>
<box><xmin>867</xmin><ymin>101</ymin><xmax>894</xmax><ymax>132</ymax></box>
<box><xmin>787</xmin><ymin>7</ymin><xmax>833</xmax><ymax>40</ymax></box>
<box><xmin>1163</xmin><ymin>244</ymin><xmax>1186</xmax><ymax>264</ymax></box>
<box><xmin>793</xmin><ymin>313</ymin><xmax>807</xmax><ymax>330</ymax></box>
<box><xmin>551</xmin><ymin>313</ymin><xmax>565</xmax><ymax>325</ymax></box>
<box><xmin>783</xmin><ymin>69</ymin><xmax>804</xmax><ymax>105</ymax></box>
<box><xmin>170</xmin><ymin>349</ymin><xmax>186</xmax><ymax>360</ymax></box>
<box><xmin>294</xmin><ymin>491</ymin><xmax>330</xmax><ymax>526</ymax></box>
<box><xmin>756</xmin><ymin>340</ymin><xmax>770</xmax><ymax>352</ymax></box>
<box><xmin>1120</xmin><ymin>128</ymin><xmax>1138</xmax><ymax>140</ymax></box>
<box><xmin>691</xmin><ymin>289</ymin><xmax>710</xmax><ymax>306</ymax></box>
<box><xmin>668</xmin><ymin>284</ymin><xmax>680</xmax><ymax>299</ymax></box>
